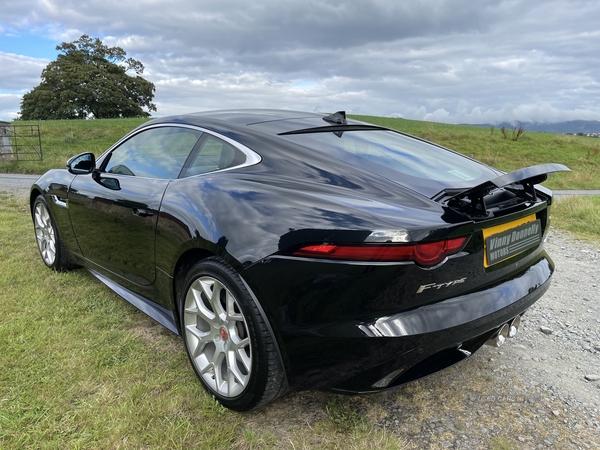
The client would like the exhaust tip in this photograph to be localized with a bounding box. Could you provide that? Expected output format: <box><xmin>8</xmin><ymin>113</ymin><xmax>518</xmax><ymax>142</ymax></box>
<box><xmin>508</xmin><ymin>315</ymin><xmax>521</xmax><ymax>338</ymax></box>
<box><xmin>372</xmin><ymin>368</ymin><xmax>405</xmax><ymax>388</ymax></box>
<box><xmin>485</xmin><ymin>323</ymin><xmax>510</xmax><ymax>347</ymax></box>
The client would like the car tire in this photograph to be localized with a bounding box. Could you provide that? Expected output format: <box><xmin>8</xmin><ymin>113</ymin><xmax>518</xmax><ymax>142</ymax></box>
<box><xmin>181</xmin><ymin>257</ymin><xmax>286</xmax><ymax>411</ymax></box>
<box><xmin>32</xmin><ymin>196</ymin><xmax>75</xmax><ymax>271</ymax></box>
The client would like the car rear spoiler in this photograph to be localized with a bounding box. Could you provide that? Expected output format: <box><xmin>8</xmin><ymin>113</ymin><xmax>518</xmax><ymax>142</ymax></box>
<box><xmin>434</xmin><ymin>163</ymin><xmax>571</xmax><ymax>218</ymax></box>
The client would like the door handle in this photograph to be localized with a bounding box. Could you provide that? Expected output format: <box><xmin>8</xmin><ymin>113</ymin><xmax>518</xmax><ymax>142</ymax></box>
<box><xmin>132</xmin><ymin>208</ymin><xmax>154</xmax><ymax>217</ymax></box>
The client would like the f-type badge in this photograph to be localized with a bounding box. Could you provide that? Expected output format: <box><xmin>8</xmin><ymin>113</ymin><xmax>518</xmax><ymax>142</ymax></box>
<box><xmin>417</xmin><ymin>277</ymin><xmax>467</xmax><ymax>294</ymax></box>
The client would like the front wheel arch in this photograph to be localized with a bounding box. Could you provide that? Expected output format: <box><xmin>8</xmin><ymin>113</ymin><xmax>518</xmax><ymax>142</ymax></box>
<box><xmin>30</xmin><ymin>189</ymin><xmax>43</xmax><ymax>215</ymax></box>
<box><xmin>31</xmin><ymin>194</ymin><xmax>76</xmax><ymax>271</ymax></box>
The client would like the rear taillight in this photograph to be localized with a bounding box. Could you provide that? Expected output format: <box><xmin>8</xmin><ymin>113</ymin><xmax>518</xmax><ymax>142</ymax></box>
<box><xmin>290</xmin><ymin>237</ymin><xmax>468</xmax><ymax>268</ymax></box>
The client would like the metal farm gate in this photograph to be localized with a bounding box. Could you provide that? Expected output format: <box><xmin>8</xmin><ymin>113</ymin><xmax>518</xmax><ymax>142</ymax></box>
<box><xmin>0</xmin><ymin>122</ymin><xmax>43</xmax><ymax>161</ymax></box>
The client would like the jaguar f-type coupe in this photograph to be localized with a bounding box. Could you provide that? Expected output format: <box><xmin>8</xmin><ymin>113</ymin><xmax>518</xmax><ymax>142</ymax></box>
<box><xmin>30</xmin><ymin>110</ymin><xmax>569</xmax><ymax>410</ymax></box>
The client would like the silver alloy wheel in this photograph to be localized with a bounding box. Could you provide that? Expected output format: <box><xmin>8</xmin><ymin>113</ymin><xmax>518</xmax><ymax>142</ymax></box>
<box><xmin>34</xmin><ymin>201</ymin><xmax>56</xmax><ymax>266</ymax></box>
<box><xmin>184</xmin><ymin>276</ymin><xmax>252</xmax><ymax>398</ymax></box>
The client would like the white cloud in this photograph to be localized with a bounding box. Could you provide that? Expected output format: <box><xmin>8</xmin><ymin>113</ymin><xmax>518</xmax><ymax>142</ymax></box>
<box><xmin>0</xmin><ymin>52</ymin><xmax>46</xmax><ymax>91</ymax></box>
<box><xmin>0</xmin><ymin>0</ymin><xmax>599</xmax><ymax>123</ymax></box>
<box><xmin>0</xmin><ymin>94</ymin><xmax>23</xmax><ymax>121</ymax></box>
<box><xmin>403</xmin><ymin>103</ymin><xmax>600</xmax><ymax>125</ymax></box>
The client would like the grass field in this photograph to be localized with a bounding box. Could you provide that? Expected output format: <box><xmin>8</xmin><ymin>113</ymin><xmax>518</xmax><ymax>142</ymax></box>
<box><xmin>0</xmin><ymin>193</ymin><xmax>593</xmax><ymax>449</ymax></box>
<box><xmin>1</xmin><ymin>115</ymin><xmax>598</xmax><ymax>448</ymax></box>
<box><xmin>1</xmin><ymin>115</ymin><xmax>599</xmax><ymax>190</ymax></box>
<box><xmin>552</xmin><ymin>196</ymin><xmax>600</xmax><ymax>244</ymax></box>
<box><xmin>0</xmin><ymin>194</ymin><xmax>408</xmax><ymax>450</ymax></box>
<box><xmin>0</xmin><ymin>118</ymin><xmax>148</xmax><ymax>175</ymax></box>
<box><xmin>351</xmin><ymin>115</ymin><xmax>600</xmax><ymax>190</ymax></box>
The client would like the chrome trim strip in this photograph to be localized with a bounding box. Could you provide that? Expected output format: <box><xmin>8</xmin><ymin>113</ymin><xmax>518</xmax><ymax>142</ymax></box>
<box><xmin>267</xmin><ymin>255</ymin><xmax>413</xmax><ymax>266</ymax></box>
<box><xmin>96</xmin><ymin>123</ymin><xmax>262</xmax><ymax>174</ymax></box>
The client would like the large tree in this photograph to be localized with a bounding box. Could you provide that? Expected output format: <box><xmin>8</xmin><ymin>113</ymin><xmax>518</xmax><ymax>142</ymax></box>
<box><xmin>20</xmin><ymin>35</ymin><xmax>157</xmax><ymax>120</ymax></box>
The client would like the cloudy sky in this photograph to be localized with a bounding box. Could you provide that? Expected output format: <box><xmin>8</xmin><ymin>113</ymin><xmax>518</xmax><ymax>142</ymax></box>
<box><xmin>1</xmin><ymin>0</ymin><xmax>599</xmax><ymax>124</ymax></box>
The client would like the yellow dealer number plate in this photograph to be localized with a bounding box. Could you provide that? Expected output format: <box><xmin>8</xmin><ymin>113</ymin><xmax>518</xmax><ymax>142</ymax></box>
<box><xmin>482</xmin><ymin>214</ymin><xmax>542</xmax><ymax>268</ymax></box>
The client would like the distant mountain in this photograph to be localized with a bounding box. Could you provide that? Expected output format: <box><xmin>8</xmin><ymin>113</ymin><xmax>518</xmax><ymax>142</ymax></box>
<box><xmin>468</xmin><ymin>120</ymin><xmax>600</xmax><ymax>134</ymax></box>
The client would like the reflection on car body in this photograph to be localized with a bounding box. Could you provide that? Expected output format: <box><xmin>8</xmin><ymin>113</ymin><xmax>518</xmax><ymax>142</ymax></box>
<box><xmin>30</xmin><ymin>109</ymin><xmax>569</xmax><ymax>410</ymax></box>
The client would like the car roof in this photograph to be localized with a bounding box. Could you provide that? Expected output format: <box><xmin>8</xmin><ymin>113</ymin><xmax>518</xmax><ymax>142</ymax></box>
<box><xmin>186</xmin><ymin>109</ymin><xmax>320</xmax><ymax>125</ymax></box>
<box><xmin>138</xmin><ymin>109</ymin><xmax>501</xmax><ymax>199</ymax></box>
<box><xmin>144</xmin><ymin>109</ymin><xmax>373</xmax><ymax>136</ymax></box>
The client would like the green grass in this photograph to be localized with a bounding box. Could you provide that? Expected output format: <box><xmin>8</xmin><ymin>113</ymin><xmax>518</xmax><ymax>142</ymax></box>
<box><xmin>0</xmin><ymin>194</ymin><xmax>407</xmax><ymax>449</ymax></box>
<box><xmin>351</xmin><ymin>115</ymin><xmax>600</xmax><ymax>190</ymax></box>
<box><xmin>2</xmin><ymin>115</ymin><xmax>600</xmax><ymax>190</ymax></box>
<box><xmin>0</xmin><ymin>118</ymin><xmax>149</xmax><ymax>174</ymax></box>
<box><xmin>1</xmin><ymin>115</ymin><xmax>599</xmax><ymax>448</ymax></box>
<box><xmin>0</xmin><ymin>196</ymin><xmax>239</xmax><ymax>448</ymax></box>
<box><xmin>1</xmin><ymin>192</ymin><xmax>596</xmax><ymax>448</ymax></box>
<box><xmin>552</xmin><ymin>196</ymin><xmax>600</xmax><ymax>245</ymax></box>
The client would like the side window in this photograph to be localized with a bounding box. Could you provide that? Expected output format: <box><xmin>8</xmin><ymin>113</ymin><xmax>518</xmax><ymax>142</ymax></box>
<box><xmin>104</xmin><ymin>127</ymin><xmax>203</xmax><ymax>179</ymax></box>
<box><xmin>181</xmin><ymin>136</ymin><xmax>247</xmax><ymax>177</ymax></box>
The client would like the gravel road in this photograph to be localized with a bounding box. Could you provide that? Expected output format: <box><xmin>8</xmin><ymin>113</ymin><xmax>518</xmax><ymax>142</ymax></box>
<box><xmin>2</xmin><ymin>178</ymin><xmax>598</xmax><ymax>448</ymax></box>
<box><xmin>0</xmin><ymin>174</ymin><xmax>38</xmax><ymax>197</ymax></box>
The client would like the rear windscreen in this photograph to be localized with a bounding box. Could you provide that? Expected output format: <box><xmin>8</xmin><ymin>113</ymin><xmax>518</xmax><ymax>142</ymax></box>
<box><xmin>281</xmin><ymin>129</ymin><xmax>499</xmax><ymax>197</ymax></box>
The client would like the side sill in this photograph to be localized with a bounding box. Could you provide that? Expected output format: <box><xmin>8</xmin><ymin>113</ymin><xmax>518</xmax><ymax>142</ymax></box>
<box><xmin>88</xmin><ymin>268</ymin><xmax>179</xmax><ymax>335</ymax></box>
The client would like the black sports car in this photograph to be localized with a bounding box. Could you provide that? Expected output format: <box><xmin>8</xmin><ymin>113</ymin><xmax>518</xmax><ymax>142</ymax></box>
<box><xmin>30</xmin><ymin>110</ymin><xmax>569</xmax><ymax>411</ymax></box>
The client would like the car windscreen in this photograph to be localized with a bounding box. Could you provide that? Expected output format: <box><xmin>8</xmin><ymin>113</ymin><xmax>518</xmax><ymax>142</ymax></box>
<box><xmin>280</xmin><ymin>129</ymin><xmax>500</xmax><ymax>198</ymax></box>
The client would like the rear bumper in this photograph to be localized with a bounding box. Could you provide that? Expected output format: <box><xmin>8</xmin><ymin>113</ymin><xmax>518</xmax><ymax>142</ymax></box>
<box><xmin>358</xmin><ymin>254</ymin><xmax>552</xmax><ymax>338</ymax></box>
<box><xmin>332</xmin><ymin>268</ymin><xmax>550</xmax><ymax>393</ymax></box>
<box><xmin>255</xmin><ymin>254</ymin><xmax>553</xmax><ymax>392</ymax></box>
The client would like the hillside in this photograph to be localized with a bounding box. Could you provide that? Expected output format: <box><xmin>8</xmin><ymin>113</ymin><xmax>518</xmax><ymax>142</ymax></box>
<box><xmin>351</xmin><ymin>115</ymin><xmax>599</xmax><ymax>190</ymax></box>
<box><xmin>469</xmin><ymin>120</ymin><xmax>600</xmax><ymax>135</ymax></box>
<box><xmin>1</xmin><ymin>115</ymin><xmax>598</xmax><ymax>190</ymax></box>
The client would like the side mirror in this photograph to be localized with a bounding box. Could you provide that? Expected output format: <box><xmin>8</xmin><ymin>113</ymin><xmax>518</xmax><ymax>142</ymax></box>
<box><xmin>67</xmin><ymin>152</ymin><xmax>96</xmax><ymax>175</ymax></box>
<box><xmin>99</xmin><ymin>177</ymin><xmax>120</xmax><ymax>190</ymax></box>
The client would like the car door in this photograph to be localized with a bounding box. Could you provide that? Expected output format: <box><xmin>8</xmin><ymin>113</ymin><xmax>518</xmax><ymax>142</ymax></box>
<box><xmin>68</xmin><ymin>125</ymin><xmax>203</xmax><ymax>286</ymax></box>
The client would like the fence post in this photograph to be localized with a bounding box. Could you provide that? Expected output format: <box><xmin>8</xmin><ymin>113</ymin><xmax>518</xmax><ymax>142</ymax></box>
<box><xmin>0</xmin><ymin>121</ymin><xmax>13</xmax><ymax>161</ymax></box>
